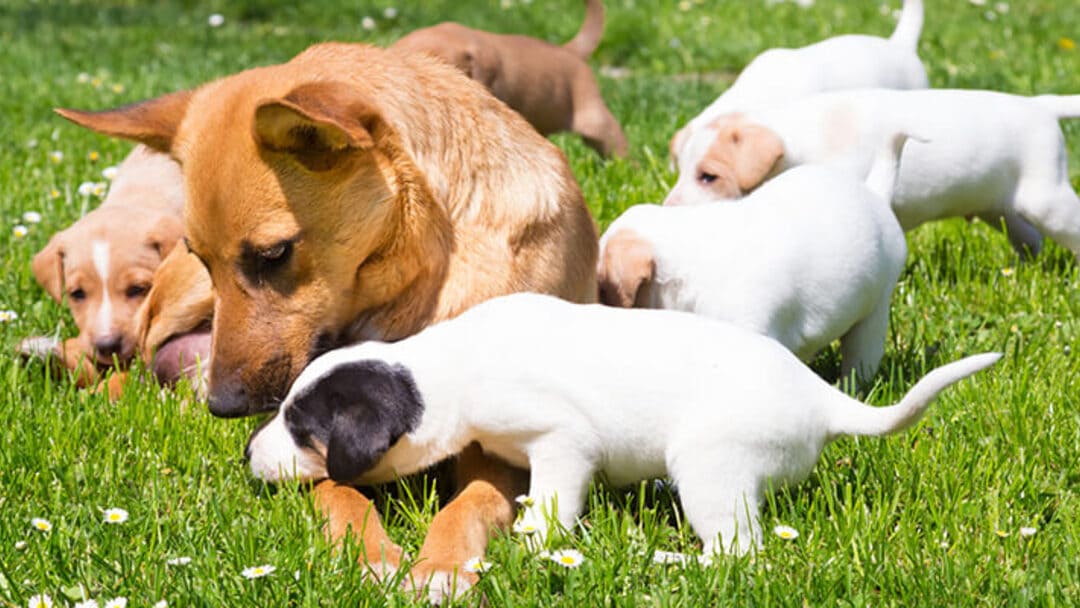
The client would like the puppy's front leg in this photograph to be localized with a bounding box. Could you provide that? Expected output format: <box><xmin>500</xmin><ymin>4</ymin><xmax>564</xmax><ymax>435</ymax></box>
<box><xmin>406</xmin><ymin>442</ymin><xmax>526</xmax><ymax>603</ymax></box>
<box><xmin>312</xmin><ymin>480</ymin><xmax>402</xmax><ymax>580</ymax></box>
<box><xmin>518</xmin><ymin>442</ymin><xmax>595</xmax><ymax>547</ymax></box>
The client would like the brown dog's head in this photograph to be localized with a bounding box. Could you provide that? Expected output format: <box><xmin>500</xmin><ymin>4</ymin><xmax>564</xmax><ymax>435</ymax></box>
<box><xmin>664</xmin><ymin>114</ymin><xmax>784</xmax><ymax>207</ymax></box>
<box><xmin>33</xmin><ymin>150</ymin><xmax>184</xmax><ymax>367</ymax></box>
<box><xmin>57</xmin><ymin>46</ymin><xmax>452</xmax><ymax>417</ymax></box>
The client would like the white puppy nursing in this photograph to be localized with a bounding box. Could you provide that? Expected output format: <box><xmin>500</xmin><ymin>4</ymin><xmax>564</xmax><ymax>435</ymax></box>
<box><xmin>671</xmin><ymin>0</ymin><xmax>927</xmax><ymax>163</ymax></box>
<box><xmin>601</xmin><ymin>140</ymin><xmax>908</xmax><ymax>382</ymax></box>
<box><xmin>667</xmin><ymin>88</ymin><xmax>1080</xmax><ymax>261</ymax></box>
<box><xmin>247</xmin><ymin>294</ymin><xmax>1000</xmax><ymax>556</ymax></box>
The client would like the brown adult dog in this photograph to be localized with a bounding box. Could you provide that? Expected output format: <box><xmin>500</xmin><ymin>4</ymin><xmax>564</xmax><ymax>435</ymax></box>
<box><xmin>392</xmin><ymin>0</ymin><xmax>628</xmax><ymax>157</ymax></box>
<box><xmin>21</xmin><ymin>145</ymin><xmax>185</xmax><ymax>393</ymax></box>
<box><xmin>57</xmin><ymin>42</ymin><xmax>598</xmax><ymax>600</ymax></box>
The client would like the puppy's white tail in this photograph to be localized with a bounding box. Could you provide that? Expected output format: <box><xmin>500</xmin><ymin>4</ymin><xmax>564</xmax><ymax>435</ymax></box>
<box><xmin>864</xmin><ymin>131</ymin><xmax>918</xmax><ymax>204</ymax></box>
<box><xmin>1032</xmin><ymin>94</ymin><xmax>1080</xmax><ymax>119</ymax></box>
<box><xmin>889</xmin><ymin>0</ymin><xmax>924</xmax><ymax>52</ymax></box>
<box><xmin>826</xmin><ymin>353</ymin><xmax>1002</xmax><ymax>439</ymax></box>
<box><xmin>564</xmin><ymin>0</ymin><xmax>605</xmax><ymax>59</ymax></box>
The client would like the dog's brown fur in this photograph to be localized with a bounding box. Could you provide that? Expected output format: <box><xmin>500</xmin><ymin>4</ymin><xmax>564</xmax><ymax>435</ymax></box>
<box><xmin>667</xmin><ymin>114</ymin><xmax>786</xmax><ymax>204</ymax></box>
<box><xmin>57</xmin><ymin>42</ymin><xmax>598</xmax><ymax>598</ymax></box>
<box><xmin>597</xmin><ymin>227</ymin><xmax>656</xmax><ymax>308</ymax></box>
<box><xmin>392</xmin><ymin>0</ymin><xmax>628</xmax><ymax>157</ymax></box>
<box><xmin>21</xmin><ymin>145</ymin><xmax>185</xmax><ymax>390</ymax></box>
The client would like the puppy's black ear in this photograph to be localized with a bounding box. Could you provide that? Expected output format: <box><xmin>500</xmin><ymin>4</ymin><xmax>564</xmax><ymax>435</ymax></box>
<box><xmin>291</xmin><ymin>360</ymin><xmax>424</xmax><ymax>483</ymax></box>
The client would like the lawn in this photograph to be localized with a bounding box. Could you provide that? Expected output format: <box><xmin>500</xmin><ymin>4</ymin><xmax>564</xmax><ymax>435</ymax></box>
<box><xmin>1</xmin><ymin>0</ymin><xmax>1079</xmax><ymax>605</ymax></box>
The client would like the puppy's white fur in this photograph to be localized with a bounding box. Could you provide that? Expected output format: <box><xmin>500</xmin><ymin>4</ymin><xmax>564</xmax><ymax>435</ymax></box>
<box><xmin>669</xmin><ymin>88</ymin><xmax>1080</xmax><ymax>261</ymax></box>
<box><xmin>248</xmin><ymin>294</ymin><xmax>1000</xmax><ymax>556</ymax></box>
<box><xmin>600</xmin><ymin>138</ymin><xmax>908</xmax><ymax>382</ymax></box>
<box><xmin>671</xmin><ymin>0</ymin><xmax>926</xmax><ymax>162</ymax></box>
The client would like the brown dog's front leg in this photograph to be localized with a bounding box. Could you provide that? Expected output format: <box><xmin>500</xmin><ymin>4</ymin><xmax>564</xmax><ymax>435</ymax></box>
<box><xmin>407</xmin><ymin>442</ymin><xmax>527</xmax><ymax>602</ymax></box>
<box><xmin>313</xmin><ymin>479</ymin><xmax>403</xmax><ymax>580</ymax></box>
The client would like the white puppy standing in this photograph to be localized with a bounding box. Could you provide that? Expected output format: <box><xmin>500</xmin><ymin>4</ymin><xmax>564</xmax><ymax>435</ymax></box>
<box><xmin>601</xmin><ymin>136</ymin><xmax>910</xmax><ymax>382</ymax></box>
<box><xmin>247</xmin><ymin>293</ymin><xmax>1000</xmax><ymax>556</ymax></box>
<box><xmin>670</xmin><ymin>0</ymin><xmax>927</xmax><ymax>163</ymax></box>
<box><xmin>666</xmin><ymin>89</ymin><xmax>1080</xmax><ymax>261</ymax></box>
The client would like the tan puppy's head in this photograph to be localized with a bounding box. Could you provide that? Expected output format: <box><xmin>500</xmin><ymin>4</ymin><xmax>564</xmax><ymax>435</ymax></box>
<box><xmin>33</xmin><ymin>150</ymin><xmax>184</xmax><ymax>366</ymax></box>
<box><xmin>597</xmin><ymin>228</ymin><xmax>655</xmax><ymax>308</ymax></box>
<box><xmin>664</xmin><ymin>114</ymin><xmax>784</xmax><ymax>206</ymax></box>
<box><xmin>57</xmin><ymin>49</ymin><xmax>451</xmax><ymax>417</ymax></box>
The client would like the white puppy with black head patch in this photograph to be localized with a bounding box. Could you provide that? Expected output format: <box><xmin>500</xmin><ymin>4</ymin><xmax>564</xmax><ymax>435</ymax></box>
<box><xmin>247</xmin><ymin>293</ymin><xmax>1000</xmax><ymax>556</ymax></box>
<box><xmin>670</xmin><ymin>0</ymin><xmax>927</xmax><ymax>164</ymax></box>
<box><xmin>666</xmin><ymin>88</ymin><xmax>1080</xmax><ymax>262</ymax></box>
<box><xmin>601</xmin><ymin>136</ymin><xmax>909</xmax><ymax>383</ymax></box>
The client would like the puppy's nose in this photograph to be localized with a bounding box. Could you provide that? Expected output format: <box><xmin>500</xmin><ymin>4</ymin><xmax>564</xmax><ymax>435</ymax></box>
<box><xmin>208</xmin><ymin>378</ymin><xmax>255</xmax><ymax>418</ymax></box>
<box><xmin>94</xmin><ymin>335</ymin><xmax>125</xmax><ymax>358</ymax></box>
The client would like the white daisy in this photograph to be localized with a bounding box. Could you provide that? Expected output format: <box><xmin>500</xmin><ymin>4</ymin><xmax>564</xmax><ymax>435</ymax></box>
<box><xmin>77</xmin><ymin>181</ymin><xmax>96</xmax><ymax>197</ymax></box>
<box><xmin>15</xmin><ymin>540</ymin><xmax>28</xmax><ymax>550</ymax></box>
<box><xmin>383</xmin><ymin>7</ymin><xmax>398</xmax><ymax>19</ymax></box>
<box><xmin>0</xmin><ymin>310</ymin><xmax>19</xmax><ymax>322</ymax></box>
<box><xmin>31</xmin><ymin>518</ymin><xmax>52</xmax><ymax>532</ymax></box>
<box><xmin>1020</xmin><ymin>526</ymin><xmax>1037</xmax><ymax>538</ymax></box>
<box><xmin>102</xmin><ymin>166</ymin><xmax>119</xmax><ymax>180</ymax></box>
<box><xmin>241</xmin><ymin>564</ymin><xmax>276</xmax><ymax>579</ymax></box>
<box><xmin>22</xmin><ymin>211</ymin><xmax>42</xmax><ymax>224</ymax></box>
<box><xmin>103</xmin><ymin>508</ymin><xmax>129</xmax><ymax>524</ymax></box>
<box><xmin>13</xmin><ymin>225</ymin><xmax>29</xmax><ymax>239</ymax></box>
<box><xmin>92</xmin><ymin>182</ymin><xmax>108</xmax><ymax>197</ymax></box>
<box><xmin>512</xmin><ymin>521</ymin><xmax>539</xmax><ymax>535</ymax></box>
<box><xmin>28</xmin><ymin>594</ymin><xmax>53</xmax><ymax>608</ymax></box>
<box><xmin>166</xmin><ymin>556</ymin><xmax>192</xmax><ymax>566</ymax></box>
<box><xmin>773</xmin><ymin>524</ymin><xmax>799</xmax><ymax>540</ymax></box>
<box><xmin>546</xmin><ymin>548</ymin><xmax>585</xmax><ymax>568</ymax></box>
<box><xmin>77</xmin><ymin>72</ymin><xmax>91</xmax><ymax>84</ymax></box>
<box><xmin>208</xmin><ymin>14</ymin><xmax>225</xmax><ymax>27</ymax></box>
<box><xmin>652</xmin><ymin>550</ymin><xmax>690</xmax><ymax>565</ymax></box>
<box><xmin>514</xmin><ymin>494</ymin><xmax>534</xmax><ymax>508</ymax></box>
<box><xmin>103</xmin><ymin>598</ymin><xmax>127</xmax><ymax>608</ymax></box>
<box><xmin>49</xmin><ymin>151</ymin><xmax>63</xmax><ymax>164</ymax></box>
<box><xmin>462</xmin><ymin>556</ymin><xmax>493</xmax><ymax>574</ymax></box>
<box><xmin>74</xmin><ymin>600</ymin><xmax>99</xmax><ymax>608</ymax></box>
<box><xmin>153</xmin><ymin>602</ymin><xmax>167</xmax><ymax>608</ymax></box>
<box><xmin>361</xmin><ymin>16</ymin><xmax>376</xmax><ymax>30</ymax></box>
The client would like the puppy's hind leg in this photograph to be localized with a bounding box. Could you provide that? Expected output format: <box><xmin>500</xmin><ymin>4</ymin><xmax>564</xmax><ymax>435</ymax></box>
<box><xmin>1014</xmin><ymin>179</ymin><xmax>1080</xmax><ymax>263</ymax></box>
<box><xmin>975</xmin><ymin>212</ymin><xmax>1044</xmax><ymax>260</ymax></box>
<box><xmin>670</xmin><ymin>449</ymin><xmax>763</xmax><ymax>557</ymax></box>
<box><xmin>572</xmin><ymin>78</ymin><xmax>628</xmax><ymax>158</ymax></box>
<box><xmin>839</xmin><ymin>288</ymin><xmax>892</xmax><ymax>386</ymax></box>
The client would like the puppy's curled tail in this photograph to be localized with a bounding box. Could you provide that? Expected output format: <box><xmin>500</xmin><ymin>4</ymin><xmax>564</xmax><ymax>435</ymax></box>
<box><xmin>889</xmin><ymin>0</ymin><xmax>924</xmax><ymax>52</ymax></box>
<box><xmin>564</xmin><ymin>0</ymin><xmax>605</xmax><ymax>59</ymax></box>
<box><xmin>1032</xmin><ymin>94</ymin><xmax>1080</xmax><ymax>119</ymax></box>
<box><xmin>826</xmin><ymin>353</ymin><xmax>1002</xmax><ymax>440</ymax></box>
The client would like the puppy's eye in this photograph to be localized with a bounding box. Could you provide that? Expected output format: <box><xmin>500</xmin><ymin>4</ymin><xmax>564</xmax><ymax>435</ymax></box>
<box><xmin>698</xmin><ymin>172</ymin><xmax>718</xmax><ymax>185</ymax></box>
<box><xmin>69</xmin><ymin>288</ymin><xmax>86</xmax><ymax>302</ymax></box>
<box><xmin>125</xmin><ymin>284</ymin><xmax>150</xmax><ymax>299</ymax></box>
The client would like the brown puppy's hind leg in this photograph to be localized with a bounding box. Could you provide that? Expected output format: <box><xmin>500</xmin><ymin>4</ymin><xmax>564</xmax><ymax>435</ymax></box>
<box><xmin>572</xmin><ymin>78</ymin><xmax>628</xmax><ymax>158</ymax></box>
<box><xmin>406</xmin><ymin>443</ymin><xmax>527</xmax><ymax>602</ymax></box>
<box><xmin>313</xmin><ymin>480</ymin><xmax>403</xmax><ymax>580</ymax></box>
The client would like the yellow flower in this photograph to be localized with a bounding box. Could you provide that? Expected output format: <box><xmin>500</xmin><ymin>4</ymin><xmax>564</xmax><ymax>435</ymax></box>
<box><xmin>13</xmin><ymin>225</ymin><xmax>29</xmax><ymax>239</ymax></box>
<box><xmin>31</xmin><ymin>518</ymin><xmax>52</xmax><ymax>532</ymax></box>
<box><xmin>242</xmin><ymin>564</ymin><xmax>276</xmax><ymax>579</ymax></box>
<box><xmin>103</xmin><ymin>508</ymin><xmax>129</xmax><ymax>524</ymax></box>
<box><xmin>995</xmin><ymin>529</ymin><xmax>1010</xmax><ymax>538</ymax></box>
<box><xmin>463</xmin><ymin>556</ymin><xmax>493</xmax><ymax>574</ymax></box>
<box><xmin>87</xmin><ymin>150</ymin><xmax>100</xmax><ymax>162</ymax></box>
<box><xmin>49</xmin><ymin>188</ymin><xmax>61</xmax><ymax>199</ymax></box>
<box><xmin>48</xmin><ymin>151</ymin><xmax>63</xmax><ymax>164</ymax></box>
<box><xmin>1000</xmin><ymin>267</ymin><xmax>1015</xmax><ymax>277</ymax></box>
<box><xmin>1059</xmin><ymin>37</ymin><xmax>1076</xmax><ymax>51</ymax></box>
<box><xmin>773</xmin><ymin>524</ymin><xmax>799</xmax><ymax>540</ymax></box>
<box><xmin>547</xmin><ymin>549</ymin><xmax>585</xmax><ymax>568</ymax></box>
<box><xmin>111</xmin><ymin>84</ymin><xmax>124</xmax><ymax>94</ymax></box>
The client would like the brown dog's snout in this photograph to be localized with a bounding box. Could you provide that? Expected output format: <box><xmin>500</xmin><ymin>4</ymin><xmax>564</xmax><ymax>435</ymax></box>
<box><xmin>208</xmin><ymin>377</ymin><xmax>257</xmax><ymax>418</ymax></box>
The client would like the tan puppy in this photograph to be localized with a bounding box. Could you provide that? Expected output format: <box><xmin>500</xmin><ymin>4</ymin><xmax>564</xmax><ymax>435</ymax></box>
<box><xmin>25</xmin><ymin>145</ymin><xmax>184</xmax><ymax>380</ymax></box>
<box><xmin>57</xmin><ymin>42</ymin><xmax>597</xmax><ymax>600</ymax></box>
<box><xmin>392</xmin><ymin>0</ymin><xmax>628</xmax><ymax>157</ymax></box>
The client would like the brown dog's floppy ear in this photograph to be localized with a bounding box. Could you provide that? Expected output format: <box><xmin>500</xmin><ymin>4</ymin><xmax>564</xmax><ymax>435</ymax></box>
<box><xmin>288</xmin><ymin>359</ymin><xmax>423</xmax><ymax>483</ymax></box>
<box><xmin>598</xmin><ymin>228</ymin><xmax>655</xmax><ymax>308</ymax></box>
<box><xmin>32</xmin><ymin>234</ymin><xmax>66</xmax><ymax>303</ymax></box>
<box><xmin>254</xmin><ymin>81</ymin><xmax>380</xmax><ymax>172</ymax></box>
<box><xmin>731</xmin><ymin>124</ymin><xmax>784</xmax><ymax>193</ymax></box>
<box><xmin>55</xmin><ymin>89</ymin><xmax>193</xmax><ymax>154</ymax></box>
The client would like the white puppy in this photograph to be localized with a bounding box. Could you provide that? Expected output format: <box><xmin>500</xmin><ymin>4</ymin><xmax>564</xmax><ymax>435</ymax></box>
<box><xmin>670</xmin><ymin>0</ymin><xmax>927</xmax><ymax>163</ymax></box>
<box><xmin>666</xmin><ymin>88</ymin><xmax>1080</xmax><ymax>261</ymax></box>
<box><xmin>247</xmin><ymin>293</ymin><xmax>1000</xmax><ymax>556</ymax></box>
<box><xmin>600</xmin><ymin>136</ymin><xmax>909</xmax><ymax>382</ymax></box>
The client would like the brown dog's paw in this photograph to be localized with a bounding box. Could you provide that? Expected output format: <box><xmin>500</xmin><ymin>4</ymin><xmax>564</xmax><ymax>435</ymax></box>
<box><xmin>403</xmin><ymin>563</ymin><xmax>478</xmax><ymax>605</ymax></box>
<box><xmin>17</xmin><ymin>336</ymin><xmax>61</xmax><ymax>360</ymax></box>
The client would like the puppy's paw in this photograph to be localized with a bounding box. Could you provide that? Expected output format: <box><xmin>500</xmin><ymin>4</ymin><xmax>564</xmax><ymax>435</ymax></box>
<box><xmin>17</xmin><ymin>336</ymin><xmax>61</xmax><ymax>360</ymax></box>
<box><xmin>403</xmin><ymin>563</ymin><xmax>478</xmax><ymax>605</ymax></box>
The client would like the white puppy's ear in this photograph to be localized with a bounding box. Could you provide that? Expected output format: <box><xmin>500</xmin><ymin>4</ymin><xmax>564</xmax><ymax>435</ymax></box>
<box><xmin>301</xmin><ymin>360</ymin><xmax>424</xmax><ymax>482</ymax></box>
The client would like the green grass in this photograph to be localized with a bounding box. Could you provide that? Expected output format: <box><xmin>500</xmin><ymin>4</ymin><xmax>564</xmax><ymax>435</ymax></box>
<box><xmin>1</xmin><ymin>0</ymin><xmax>1079</xmax><ymax>605</ymax></box>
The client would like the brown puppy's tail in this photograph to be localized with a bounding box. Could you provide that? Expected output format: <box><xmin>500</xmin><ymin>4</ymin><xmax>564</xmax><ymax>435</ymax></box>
<box><xmin>564</xmin><ymin>0</ymin><xmax>605</xmax><ymax>59</ymax></box>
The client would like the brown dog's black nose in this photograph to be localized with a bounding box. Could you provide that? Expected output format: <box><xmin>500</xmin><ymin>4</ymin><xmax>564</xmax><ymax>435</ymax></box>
<box><xmin>207</xmin><ymin>379</ymin><xmax>254</xmax><ymax>418</ymax></box>
<box><xmin>94</xmin><ymin>335</ymin><xmax>125</xmax><ymax>358</ymax></box>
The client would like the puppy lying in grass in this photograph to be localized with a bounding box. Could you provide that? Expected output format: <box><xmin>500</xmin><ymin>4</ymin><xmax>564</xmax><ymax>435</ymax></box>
<box><xmin>392</xmin><ymin>0</ymin><xmax>627</xmax><ymax>157</ymax></box>
<box><xmin>599</xmin><ymin>135</ymin><xmax>910</xmax><ymax>383</ymax></box>
<box><xmin>247</xmin><ymin>293</ymin><xmax>1000</xmax><ymax>556</ymax></box>
<box><xmin>666</xmin><ymin>89</ymin><xmax>1080</xmax><ymax>262</ymax></box>
<box><xmin>670</xmin><ymin>0</ymin><xmax>926</xmax><ymax>164</ymax></box>
<box><xmin>21</xmin><ymin>145</ymin><xmax>185</xmax><ymax>394</ymax></box>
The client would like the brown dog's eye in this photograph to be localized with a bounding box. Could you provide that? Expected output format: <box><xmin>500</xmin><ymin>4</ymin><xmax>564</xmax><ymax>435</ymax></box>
<box><xmin>698</xmin><ymin>172</ymin><xmax>717</xmax><ymax>185</ymax></box>
<box><xmin>125</xmin><ymin>284</ymin><xmax>150</xmax><ymax>299</ymax></box>
<box><xmin>69</xmin><ymin>288</ymin><xmax>86</xmax><ymax>302</ymax></box>
<box><xmin>259</xmin><ymin>241</ymin><xmax>291</xmax><ymax>265</ymax></box>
